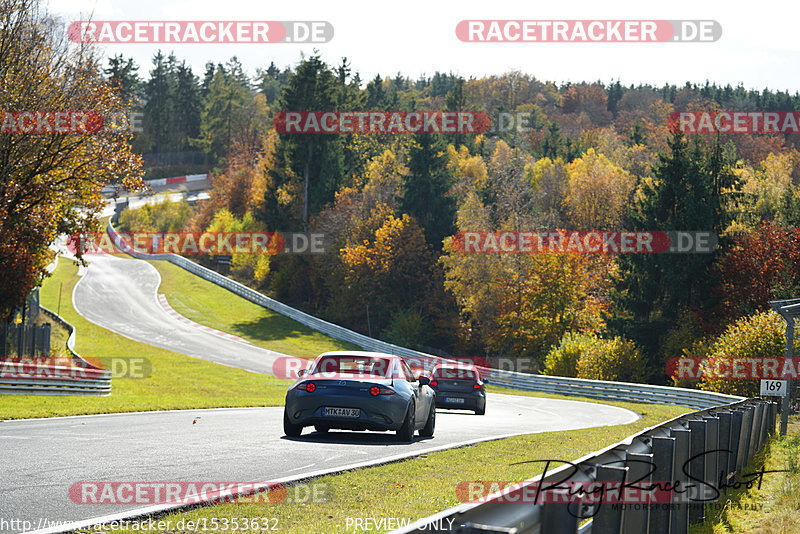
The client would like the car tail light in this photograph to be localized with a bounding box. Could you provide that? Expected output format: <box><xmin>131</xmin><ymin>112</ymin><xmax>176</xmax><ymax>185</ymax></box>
<box><xmin>369</xmin><ymin>386</ymin><xmax>395</xmax><ymax>396</ymax></box>
<box><xmin>430</xmin><ymin>380</ymin><xmax>438</xmax><ymax>386</ymax></box>
<box><xmin>473</xmin><ymin>383</ymin><xmax>482</xmax><ymax>389</ymax></box>
<box><xmin>298</xmin><ymin>382</ymin><xmax>316</xmax><ymax>392</ymax></box>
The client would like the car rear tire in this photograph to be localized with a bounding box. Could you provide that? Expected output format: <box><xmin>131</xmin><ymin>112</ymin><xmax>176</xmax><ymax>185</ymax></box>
<box><xmin>475</xmin><ymin>405</ymin><xmax>485</xmax><ymax>415</ymax></box>
<box><xmin>396</xmin><ymin>402</ymin><xmax>415</xmax><ymax>442</ymax></box>
<box><xmin>283</xmin><ymin>409</ymin><xmax>303</xmax><ymax>437</ymax></box>
<box><xmin>419</xmin><ymin>403</ymin><xmax>435</xmax><ymax>437</ymax></box>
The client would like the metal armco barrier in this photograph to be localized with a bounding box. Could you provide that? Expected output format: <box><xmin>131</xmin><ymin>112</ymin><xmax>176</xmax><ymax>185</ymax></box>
<box><xmin>0</xmin><ymin>303</ymin><xmax>111</xmax><ymax>396</ymax></box>
<box><xmin>106</xmin><ymin>222</ymin><xmax>451</xmax><ymax>370</ymax></box>
<box><xmin>392</xmin><ymin>398</ymin><xmax>777</xmax><ymax>534</ymax></box>
<box><xmin>106</xmin><ymin>221</ymin><xmax>743</xmax><ymax>410</ymax></box>
<box><xmin>104</xmin><ymin>222</ymin><xmax>775</xmax><ymax>533</ymax></box>
<box><xmin>484</xmin><ymin>371</ymin><xmax>742</xmax><ymax>410</ymax></box>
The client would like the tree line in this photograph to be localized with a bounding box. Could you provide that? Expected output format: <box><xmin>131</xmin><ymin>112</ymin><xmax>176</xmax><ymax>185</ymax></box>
<box><xmin>6</xmin><ymin>0</ymin><xmax>800</xmax><ymax>393</ymax></box>
<box><xmin>116</xmin><ymin>52</ymin><xmax>800</xmax><ymax>390</ymax></box>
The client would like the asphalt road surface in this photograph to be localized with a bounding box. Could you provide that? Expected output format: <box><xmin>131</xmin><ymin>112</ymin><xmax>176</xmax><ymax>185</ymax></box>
<box><xmin>0</xmin><ymin>253</ymin><xmax>639</xmax><ymax>532</ymax></box>
<box><xmin>71</xmin><ymin>253</ymin><xmax>292</xmax><ymax>375</ymax></box>
<box><xmin>1</xmin><ymin>397</ymin><xmax>638</xmax><ymax>533</ymax></box>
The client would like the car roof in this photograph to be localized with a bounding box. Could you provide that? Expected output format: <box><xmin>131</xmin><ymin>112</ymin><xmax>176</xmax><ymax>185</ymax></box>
<box><xmin>316</xmin><ymin>351</ymin><xmax>401</xmax><ymax>359</ymax></box>
<box><xmin>433</xmin><ymin>362</ymin><xmax>476</xmax><ymax>369</ymax></box>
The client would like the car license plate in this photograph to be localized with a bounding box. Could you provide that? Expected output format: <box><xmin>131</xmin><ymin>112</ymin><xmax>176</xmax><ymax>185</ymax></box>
<box><xmin>444</xmin><ymin>397</ymin><xmax>465</xmax><ymax>404</ymax></box>
<box><xmin>322</xmin><ymin>407</ymin><xmax>360</xmax><ymax>417</ymax></box>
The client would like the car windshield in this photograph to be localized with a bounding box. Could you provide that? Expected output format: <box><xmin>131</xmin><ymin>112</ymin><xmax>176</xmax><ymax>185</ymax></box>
<box><xmin>312</xmin><ymin>355</ymin><xmax>394</xmax><ymax>377</ymax></box>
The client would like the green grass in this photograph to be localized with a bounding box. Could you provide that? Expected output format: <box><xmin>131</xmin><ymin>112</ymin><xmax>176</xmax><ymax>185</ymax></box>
<box><xmin>80</xmin><ymin>401</ymin><xmax>688</xmax><ymax>533</ymax></box>
<box><xmin>147</xmin><ymin>259</ymin><xmax>359</xmax><ymax>359</ymax></box>
<box><xmin>0</xmin><ymin>260</ymin><xmax>291</xmax><ymax>420</ymax></box>
<box><xmin>9</xmin><ymin>258</ymin><xmax>703</xmax><ymax>532</ymax></box>
<box><xmin>690</xmin><ymin>416</ymin><xmax>799</xmax><ymax>534</ymax></box>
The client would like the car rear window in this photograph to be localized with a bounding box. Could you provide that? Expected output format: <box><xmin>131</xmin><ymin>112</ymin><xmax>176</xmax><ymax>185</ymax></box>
<box><xmin>432</xmin><ymin>366</ymin><xmax>478</xmax><ymax>380</ymax></box>
<box><xmin>312</xmin><ymin>356</ymin><xmax>393</xmax><ymax>377</ymax></box>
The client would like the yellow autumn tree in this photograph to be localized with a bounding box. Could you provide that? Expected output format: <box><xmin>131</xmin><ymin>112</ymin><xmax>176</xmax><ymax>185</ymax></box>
<box><xmin>441</xmin><ymin>186</ymin><xmax>612</xmax><ymax>364</ymax></box>
<box><xmin>564</xmin><ymin>148</ymin><xmax>635</xmax><ymax>230</ymax></box>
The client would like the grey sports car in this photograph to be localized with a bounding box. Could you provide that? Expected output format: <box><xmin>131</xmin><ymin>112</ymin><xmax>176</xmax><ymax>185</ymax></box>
<box><xmin>283</xmin><ymin>351</ymin><xmax>436</xmax><ymax>442</ymax></box>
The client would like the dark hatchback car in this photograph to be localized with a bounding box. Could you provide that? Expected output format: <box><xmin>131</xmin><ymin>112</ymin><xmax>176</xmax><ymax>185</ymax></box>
<box><xmin>428</xmin><ymin>363</ymin><xmax>486</xmax><ymax>415</ymax></box>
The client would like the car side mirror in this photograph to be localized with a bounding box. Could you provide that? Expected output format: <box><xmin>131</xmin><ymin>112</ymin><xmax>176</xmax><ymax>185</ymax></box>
<box><xmin>297</xmin><ymin>369</ymin><xmax>306</xmax><ymax>377</ymax></box>
<box><xmin>418</xmin><ymin>376</ymin><xmax>430</xmax><ymax>386</ymax></box>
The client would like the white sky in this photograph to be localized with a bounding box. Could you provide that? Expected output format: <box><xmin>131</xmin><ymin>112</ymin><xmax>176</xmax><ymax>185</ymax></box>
<box><xmin>47</xmin><ymin>0</ymin><xmax>800</xmax><ymax>92</ymax></box>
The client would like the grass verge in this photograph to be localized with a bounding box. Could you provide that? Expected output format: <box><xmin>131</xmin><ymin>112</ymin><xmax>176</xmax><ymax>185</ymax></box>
<box><xmin>6</xmin><ymin>256</ymin><xmax>706</xmax><ymax>532</ymax></box>
<box><xmin>147</xmin><ymin>259</ymin><xmax>359</xmax><ymax>359</ymax></box>
<box><xmin>78</xmin><ymin>401</ymin><xmax>689</xmax><ymax>534</ymax></box>
<box><xmin>0</xmin><ymin>260</ymin><xmax>291</xmax><ymax>420</ymax></box>
<box><xmin>690</xmin><ymin>415</ymin><xmax>799</xmax><ymax>534</ymax></box>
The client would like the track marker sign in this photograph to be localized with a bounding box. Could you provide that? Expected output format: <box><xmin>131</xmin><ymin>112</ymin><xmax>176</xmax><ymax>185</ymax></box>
<box><xmin>760</xmin><ymin>379</ymin><xmax>789</xmax><ymax>396</ymax></box>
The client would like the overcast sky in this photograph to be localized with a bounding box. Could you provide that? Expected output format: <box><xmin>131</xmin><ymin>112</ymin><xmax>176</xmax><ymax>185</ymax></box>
<box><xmin>47</xmin><ymin>0</ymin><xmax>799</xmax><ymax>92</ymax></box>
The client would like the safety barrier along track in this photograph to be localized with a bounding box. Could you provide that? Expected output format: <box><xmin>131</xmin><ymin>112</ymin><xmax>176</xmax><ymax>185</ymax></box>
<box><xmin>0</xmin><ymin>273</ymin><xmax>111</xmax><ymax>396</ymax></box>
<box><xmin>486</xmin><ymin>372</ymin><xmax>742</xmax><ymax>410</ymax></box>
<box><xmin>393</xmin><ymin>397</ymin><xmax>776</xmax><ymax>534</ymax></box>
<box><xmin>106</xmin><ymin>220</ymin><xmax>743</xmax><ymax>410</ymax></box>
<box><xmin>106</xmin><ymin>221</ymin><xmax>772</xmax><ymax>534</ymax></box>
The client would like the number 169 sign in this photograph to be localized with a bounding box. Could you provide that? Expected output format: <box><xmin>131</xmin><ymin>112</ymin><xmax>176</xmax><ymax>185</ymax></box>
<box><xmin>760</xmin><ymin>379</ymin><xmax>789</xmax><ymax>396</ymax></box>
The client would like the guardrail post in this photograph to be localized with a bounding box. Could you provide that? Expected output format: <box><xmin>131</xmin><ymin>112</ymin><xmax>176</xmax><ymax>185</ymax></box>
<box><xmin>701</xmin><ymin>415</ymin><xmax>720</xmax><ymax>500</ymax></box>
<box><xmin>648</xmin><ymin>437</ymin><xmax>674</xmax><ymax>534</ymax></box>
<box><xmin>687</xmin><ymin>419</ymin><xmax>707</xmax><ymax>524</ymax></box>
<box><xmin>622</xmin><ymin>452</ymin><xmax>652</xmax><ymax>533</ymax></box>
<box><xmin>541</xmin><ymin>490</ymin><xmax>579</xmax><ymax>534</ymax></box>
<box><xmin>759</xmin><ymin>401</ymin><xmax>770</xmax><ymax>448</ymax></box>
<box><xmin>737</xmin><ymin>406</ymin><xmax>753</xmax><ymax>471</ymax></box>
<box><xmin>753</xmin><ymin>402</ymin><xmax>764</xmax><ymax>452</ymax></box>
<box><xmin>716</xmin><ymin>411</ymin><xmax>733</xmax><ymax>491</ymax></box>
<box><xmin>764</xmin><ymin>402</ymin><xmax>773</xmax><ymax>438</ymax></box>
<box><xmin>748</xmin><ymin>403</ymin><xmax>763</xmax><ymax>462</ymax></box>
<box><xmin>769</xmin><ymin>401</ymin><xmax>777</xmax><ymax>436</ymax></box>
<box><xmin>728</xmin><ymin>409</ymin><xmax>743</xmax><ymax>479</ymax></box>
<box><xmin>669</xmin><ymin>427</ymin><xmax>690</xmax><ymax>534</ymax></box>
<box><xmin>592</xmin><ymin>465</ymin><xmax>627</xmax><ymax>534</ymax></box>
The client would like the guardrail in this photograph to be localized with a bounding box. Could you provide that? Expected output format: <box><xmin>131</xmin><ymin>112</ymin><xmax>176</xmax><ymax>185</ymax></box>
<box><xmin>0</xmin><ymin>256</ymin><xmax>112</xmax><ymax>396</ymax></box>
<box><xmin>105</xmin><ymin>221</ymin><xmax>770</xmax><ymax>532</ymax></box>
<box><xmin>393</xmin><ymin>397</ymin><xmax>777</xmax><ymax>534</ymax></box>
<box><xmin>485</xmin><ymin>371</ymin><xmax>741</xmax><ymax>410</ymax></box>
<box><xmin>106</xmin><ymin>220</ymin><xmax>743</xmax><ymax>410</ymax></box>
<box><xmin>106</xmin><ymin>221</ymin><xmax>447</xmax><ymax>370</ymax></box>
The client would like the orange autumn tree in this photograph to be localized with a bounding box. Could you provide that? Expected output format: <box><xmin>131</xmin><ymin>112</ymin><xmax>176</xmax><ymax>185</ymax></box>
<box><xmin>0</xmin><ymin>0</ymin><xmax>144</xmax><ymax>319</ymax></box>
<box><xmin>339</xmin><ymin>213</ymin><xmax>443</xmax><ymax>343</ymax></box>
<box><xmin>710</xmin><ymin>222</ymin><xmax>800</xmax><ymax>332</ymax></box>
